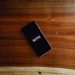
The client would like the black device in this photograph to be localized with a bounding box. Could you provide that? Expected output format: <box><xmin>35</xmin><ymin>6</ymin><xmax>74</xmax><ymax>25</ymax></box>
<box><xmin>21</xmin><ymin>21</ymin><xmax>52</xmax><ymax>57</ymax></box>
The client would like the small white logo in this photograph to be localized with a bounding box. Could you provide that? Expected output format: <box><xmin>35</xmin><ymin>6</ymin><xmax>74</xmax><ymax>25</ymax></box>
<box><xmin>32</xmin><ymin>35</ymin><xmax>41</xmax><ymax>42</ymax></box>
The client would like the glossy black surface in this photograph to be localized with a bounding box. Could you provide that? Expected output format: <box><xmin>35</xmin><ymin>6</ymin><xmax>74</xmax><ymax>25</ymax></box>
<box><xmin>21</xmin><ymin>21</ymin><xmax>51</xmax><ymax>57</ymax></box>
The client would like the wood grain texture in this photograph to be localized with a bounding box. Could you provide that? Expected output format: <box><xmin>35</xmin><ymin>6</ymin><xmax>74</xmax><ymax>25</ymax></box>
<box><xmin>0</xmin><ymin>0</ymin><xmax>75</xmax><ymax>69</ymax></box>
<box><xmin>0</xmin><ymin>67</ymin><xmax>75</xmax><ymax>75</ymax></box>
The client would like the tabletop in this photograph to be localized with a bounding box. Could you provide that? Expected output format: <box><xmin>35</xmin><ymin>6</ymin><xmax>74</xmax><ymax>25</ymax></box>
<box><xmin>0</xmin><ymin>0</ymin><xmax>75</xmax><ymax>69</ymax></box>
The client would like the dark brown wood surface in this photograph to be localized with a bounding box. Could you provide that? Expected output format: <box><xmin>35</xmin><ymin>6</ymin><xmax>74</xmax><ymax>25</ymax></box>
<box><xmin>0</xmin><ymin>0</ymin><xmax>75</xmax><ymax>69</ymax></box>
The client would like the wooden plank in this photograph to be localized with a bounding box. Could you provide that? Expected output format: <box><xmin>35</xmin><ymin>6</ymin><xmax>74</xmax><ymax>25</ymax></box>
<box><xmin>0</xmin><ymin>0</ymin><xmax>75</xmax><ymax>69</ymax></box>
<box><xmin>0</xmin><ymin>67</ymin><xmax>75</xmax><ymax>75</ymax></box>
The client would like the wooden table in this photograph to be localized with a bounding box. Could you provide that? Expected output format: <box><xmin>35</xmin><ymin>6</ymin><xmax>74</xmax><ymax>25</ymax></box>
<box><xmin>0</xmin><ymin>0</ymin><xmax>75</xmax><ymax>69</ymax></box>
